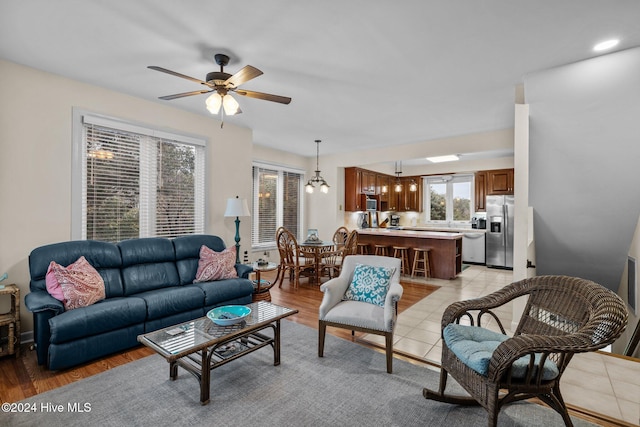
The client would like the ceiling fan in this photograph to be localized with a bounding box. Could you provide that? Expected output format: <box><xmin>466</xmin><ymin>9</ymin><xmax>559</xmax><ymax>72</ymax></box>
<box><xmin>148</xmin><ymin>53</ymin><xmax>291</xmax><ymax>125</ymax></box>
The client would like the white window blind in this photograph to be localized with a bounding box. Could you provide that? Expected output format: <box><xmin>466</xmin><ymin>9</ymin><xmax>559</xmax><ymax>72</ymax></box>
<box><xmin>75</xmin><ymin>112</ymin><xmax>205</xmax><ymax>242</ymax></box>
<box><xmin>251</xmin><ymin>163</ymin><xmax>303</xmax><ymax>249</ymax></box>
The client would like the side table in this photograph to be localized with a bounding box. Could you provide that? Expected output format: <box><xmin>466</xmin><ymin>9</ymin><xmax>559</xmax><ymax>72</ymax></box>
<box><xmin>251</xmin><ymin>261</ymin><xmax>278</xmax><ymax>302</ymax></box>
<box><xmin>0</xmin><ymin>284</ymin><xmax>20</xmax><ymax>357</ymax></box>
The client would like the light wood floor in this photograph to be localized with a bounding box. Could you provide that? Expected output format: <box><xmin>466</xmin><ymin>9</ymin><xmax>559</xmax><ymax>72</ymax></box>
<box><xmin>0</xmin><ymin>271</ymin><xmax>438</xmax><ymax>403</ymax></box>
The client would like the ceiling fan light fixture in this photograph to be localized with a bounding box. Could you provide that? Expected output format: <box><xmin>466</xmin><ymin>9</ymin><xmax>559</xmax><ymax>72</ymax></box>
<box><xmin>205</xmin><ymin>92</ymin><xmax>222</xmax><ymax>114</ymax></box>
<box><xmin>222</xmin><ymin>94</ymin><xmax>240</xmax><ymax>115</ymax></box>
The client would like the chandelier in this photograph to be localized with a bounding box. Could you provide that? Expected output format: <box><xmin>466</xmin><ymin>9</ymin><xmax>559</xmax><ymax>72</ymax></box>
<box><xmin>305</xmin><ymin>140</ymin><xmax>330</xmax><ymax>194</ymax></box>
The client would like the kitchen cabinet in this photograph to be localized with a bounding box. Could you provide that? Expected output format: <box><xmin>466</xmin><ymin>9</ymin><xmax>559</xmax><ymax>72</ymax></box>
<box><xmin>344</xmin><ymin>167</ymin><xmax>363</xmax><ymax>211</ymax></box>
<box><xmin>360</xmin><ymin>170</ymin><xmax>376</xmax><ymax>195</ymax></box>
<box><xmin>377</xmin><ymin>174</ymin><xmax>391</xmax><ymax>210</ymax></box>
<box><xmin>486</xmin><ymin>168</ymin><xmax>514</xmax><ymax>195</ymax></box>
<box><xmin>390</xmin><ymin>176</ymin><xmax>421</xmax><ymax>212</ymax></box>
<box><xmin>474</xmin><ymin>171</ymin><xmax>487</xmax><ymax>212</ymax></box>
<box><xmin>344</xmin><ymin>167</ymin><xmax>421</xmax><ymax>212</ymax></box>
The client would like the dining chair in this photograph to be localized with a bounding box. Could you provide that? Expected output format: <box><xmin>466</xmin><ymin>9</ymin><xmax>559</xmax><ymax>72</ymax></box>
<box><xmin>276</xmin><ymin>227</ymin><xmax>315</xmax><ymax>289</ymax></box>
<box><xmin>321</xmin><ymin>229</ymin><xmax>358</xmax><ymax>279</ymax></box>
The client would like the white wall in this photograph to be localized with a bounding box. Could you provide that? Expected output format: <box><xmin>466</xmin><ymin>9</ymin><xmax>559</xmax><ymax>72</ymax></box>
<box><xmin>613</xmin><ymin>215</ymin><xmax>640</xmax><ymax>357</ymax></box>
<box><xmin>526</xmin><ymin>47</ymin><xmax>640</xmax><ymax>291</ymax></box>
<box><xmin>0</xmin><ymin>60</ymin><xmax>253</xmax><ymax>332</ymax></box>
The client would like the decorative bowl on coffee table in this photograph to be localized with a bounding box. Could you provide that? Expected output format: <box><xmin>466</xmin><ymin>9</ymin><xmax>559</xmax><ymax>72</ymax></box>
<box><xmin>207</xmin><ymin>305</ymin><xmax>252</xmax><ymax>326</ymax></box>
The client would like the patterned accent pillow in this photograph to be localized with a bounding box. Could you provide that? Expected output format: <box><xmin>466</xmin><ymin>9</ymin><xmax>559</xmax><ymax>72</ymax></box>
<box><xmin>194</xmin><ymin>245</ymin><xmax>238</xmax><ymax>282</ymax></box>
<box><xmin>343</xmin><ymin>263</ymin><xmax>395</xmax><ymax>307</ymax></box>
<box><xmin>50</xmin><ymin>256</ymin><xmax>106</xmax><ymax>310</ymax></box>
<box><xmin>45</xmin><ymin>262</ymin><xmax>65</xmax><ymax>302</ymax></box>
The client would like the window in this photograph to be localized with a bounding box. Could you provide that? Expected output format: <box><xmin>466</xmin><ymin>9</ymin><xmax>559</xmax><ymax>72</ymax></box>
<box><xmin>251</xmin><ymin>163</ymin><xmax>304</xmax><ymax>249</ymax></box>
<box><xmin>72</xmin><ymin>111</ymin><xmax>205</xmax><ymax>242</ymax></box>
<box><xmin>424</xmin><ymin>175</ymin><xmax>473</xmax><ymax>224</ymax></box>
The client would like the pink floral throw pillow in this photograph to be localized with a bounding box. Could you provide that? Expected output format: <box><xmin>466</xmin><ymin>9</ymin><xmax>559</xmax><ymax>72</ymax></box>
<box><xmin>45</xmin><ymin>262</ymin><xmax>65</xmax><ymax>302</ymax></box>
<box><xmin>194</xmin><ymin>245</ymin><xmax>238</xmax><ymax>282</ymax></box>
<box><xmin>50</xmin><ymin>256</ymin><xmax>106</xmax><ymax>310</ymax></box>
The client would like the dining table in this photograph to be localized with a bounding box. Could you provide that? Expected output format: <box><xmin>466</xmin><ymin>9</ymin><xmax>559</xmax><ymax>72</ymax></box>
<box><xmin>298</xmin><ymin>240</ymin><xmax>334</xmax><ymax>285</ymax></box>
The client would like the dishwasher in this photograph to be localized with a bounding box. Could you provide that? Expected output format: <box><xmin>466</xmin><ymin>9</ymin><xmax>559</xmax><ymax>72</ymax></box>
<box><xmin>462</xmin><ymin>232</ymin><xmax>486</xmax><ymax>264</ymax></box>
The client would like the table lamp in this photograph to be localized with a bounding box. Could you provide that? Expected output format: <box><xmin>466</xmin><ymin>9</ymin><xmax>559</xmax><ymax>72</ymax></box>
<box><xmin>224</xmin><ymin>196</ymin><xmax>251</xmax><ymax>263</ymax></box>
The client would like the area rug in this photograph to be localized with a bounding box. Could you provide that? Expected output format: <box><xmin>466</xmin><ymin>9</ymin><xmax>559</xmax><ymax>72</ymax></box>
<box><xmin>5</xmin><ymin>321</ymin><xmax>596</xmax><ymax>427</ymax></box>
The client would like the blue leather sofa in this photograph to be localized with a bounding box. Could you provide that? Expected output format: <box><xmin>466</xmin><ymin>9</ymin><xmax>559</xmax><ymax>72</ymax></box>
<box><xmin>25</xmin><ymin>234</ymin><xmax>254</xmax><ymax>370</ymax></box>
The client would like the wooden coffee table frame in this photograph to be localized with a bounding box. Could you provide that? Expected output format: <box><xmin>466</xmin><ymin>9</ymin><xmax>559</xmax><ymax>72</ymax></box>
<box><xmin>138</xmin><ymin>301</ymin><xmax>298</xmax><ymax>405</ymax></box>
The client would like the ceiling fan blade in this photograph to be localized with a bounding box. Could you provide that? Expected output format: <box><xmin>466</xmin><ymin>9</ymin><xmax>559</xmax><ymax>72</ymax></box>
<box><xmin>159</xmin><ymin>90</ymin><xmax>212</xmax><ymax>100</ymax></box>
<box><xmin>148</xmin><ymin>66</ymin><xmax>212</xmax><ymax>87</ymax></box>
<box><xmin>225</xmin><ymin>65</ymin><xmax>263</xmax><ymax>88</ymax></box>
<box><xmin>235</xmin><ymin>89</ymin><xmax>292</xmax><ymax>105</ymax></box>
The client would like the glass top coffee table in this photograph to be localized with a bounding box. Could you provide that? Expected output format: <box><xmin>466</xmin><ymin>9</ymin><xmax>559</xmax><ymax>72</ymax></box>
<box><xmin>138</xmin><ymin>301</ymin><xmax>298</xmax><ymax>405</ymax></box>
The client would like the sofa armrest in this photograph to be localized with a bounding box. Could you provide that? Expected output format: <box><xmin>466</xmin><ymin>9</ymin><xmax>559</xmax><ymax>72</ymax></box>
<box><xmin>25</xmin><ymin>291</ymin><xmax>64</xmax><ymax>315</ymax></box>
<box><xmin>235</xmin><ymin>263</ymin><xmax>253</xmax><ymax>279</ymax></box>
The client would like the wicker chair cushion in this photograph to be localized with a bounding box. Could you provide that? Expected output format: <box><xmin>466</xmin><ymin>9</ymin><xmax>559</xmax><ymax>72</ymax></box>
<box><xmin>443</xmin><ymin>324</ymin><xmax>559</xmax><ymax>381</ymax></box>
<box><xmin>343</xmin><ymin>263</ymin><xmax>395</xmax><ymax>307</ymax></box>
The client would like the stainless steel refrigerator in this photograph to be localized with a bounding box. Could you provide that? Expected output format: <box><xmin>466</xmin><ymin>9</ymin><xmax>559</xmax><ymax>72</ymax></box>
<box><xmin>485</xmin><ymin>195</ymin><xmax>514</xmax><ymax>269</ymax></box>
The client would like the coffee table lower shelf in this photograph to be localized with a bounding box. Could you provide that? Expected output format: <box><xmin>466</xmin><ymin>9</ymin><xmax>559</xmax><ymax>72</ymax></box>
<box><xmin>138</xmin><ymin>301</ymin><xmax>298</xmax><ymax>405</ymax></box>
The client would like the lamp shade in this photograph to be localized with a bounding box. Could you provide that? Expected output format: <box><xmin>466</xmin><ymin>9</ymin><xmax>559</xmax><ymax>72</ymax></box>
<box><xmin>224</xmin><ymin>197</ymin><xmax>250</xmax><ymax>217</ymax></box>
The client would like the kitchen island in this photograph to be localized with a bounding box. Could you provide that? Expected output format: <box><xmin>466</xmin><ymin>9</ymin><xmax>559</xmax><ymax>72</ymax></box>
<box><xmin>356</xmin><ymin>228</ymin><xmax>463</xmax><ymax>279</ymax></box>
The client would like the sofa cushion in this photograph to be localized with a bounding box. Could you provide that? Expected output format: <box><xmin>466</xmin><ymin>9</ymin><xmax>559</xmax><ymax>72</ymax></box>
<box><xmin>443</xmin><ymin>324</ymin><xmax>559</xmax><ymax>380</ymax></box>
<box><xmin>193</xmin><ymin>277</ymin><xmax>255</xmax><ymax>307</ymax></box>
<box><xmin>119</xmin><ymin>238</ymin><xmax>180</xmax><ymax>295</ymax></box>
<box><xmin>49</xmin><ymin>297</ymin><xmax>147</xmax><ymax>344</ymax></box>
<box><xmin>29</xmin><ymin>240</ymin><xmax>124</xmax><ymax>298</ymax></box>
<box><xmin>134</xmin><ymin>286</ymin><xmax>205</xmax><ymax>320</ymax></box>
<box><xmin>173</xmin><ymin>234</ymin><xmax>228</xmax><ymax>285</ymax></box>
<box><xmin>194</xmin><ymin>245</ymin><xmax>238</xmax><ymax>282</ymax></box>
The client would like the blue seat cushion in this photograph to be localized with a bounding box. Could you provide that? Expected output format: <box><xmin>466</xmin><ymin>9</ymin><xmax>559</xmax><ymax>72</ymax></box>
<box><xmin>49</xmin><ymin>297</ymin><xmax>147</xmax><ymax>343</ymax></box>
<box><xmin>443</xmin><ymin>324</ymin><xmax>559</xmax><ymax>381</ymax></box>
<box><xmin>134</xmin><ymin>286</ymin><xmax>205</xmax><ymax>320</ymax></box>
<box><xmin>192</xmin><ymin>278</ymin><xmax>254</xmax><ymax>306</ymax></box>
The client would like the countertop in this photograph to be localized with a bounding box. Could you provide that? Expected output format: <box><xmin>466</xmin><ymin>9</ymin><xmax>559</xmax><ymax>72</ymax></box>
<box><xmin>401</xmin><ymin>226</ymin><xmax>486</xmax><ymax>234</ymax></box>
<box><xmin>357</xmin><ymin>228</ymin><xmax>463</xmax><ymax>240</ymax></box>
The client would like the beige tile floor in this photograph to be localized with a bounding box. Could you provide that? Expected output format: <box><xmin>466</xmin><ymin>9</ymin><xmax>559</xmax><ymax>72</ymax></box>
<box><xmin>363</xmin><ymin>265</ymin><xmax>640</xmax><ymax>425</ymax></box>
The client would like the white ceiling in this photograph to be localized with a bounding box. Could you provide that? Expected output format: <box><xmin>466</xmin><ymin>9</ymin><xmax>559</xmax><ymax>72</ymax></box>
<box><xmin>1</xmin><ymin>1</ymin><xmax>639</xmax><ymax>159</ymax></box>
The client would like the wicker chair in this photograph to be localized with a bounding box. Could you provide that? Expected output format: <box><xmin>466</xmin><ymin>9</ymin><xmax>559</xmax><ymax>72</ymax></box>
<box><xmin>275</xmin><ymin>227</ymin><xmax>315</xmax><ymax>289</ymax></box>
<box><xmin>423</xmin><ymin>275</ymin><xmax>628</xmax><ymax>427</ymax></box>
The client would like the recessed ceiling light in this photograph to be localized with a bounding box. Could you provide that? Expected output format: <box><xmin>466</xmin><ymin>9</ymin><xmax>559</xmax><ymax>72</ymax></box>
<box><xmin>426</xmin><ymin>155</ymin><xmax>459</xmax><ymax>163</ymax></box>
<box><xmin>593</xmin><ymin>39</ymin><xmax>619</xmax><ymax>52</ymax></box>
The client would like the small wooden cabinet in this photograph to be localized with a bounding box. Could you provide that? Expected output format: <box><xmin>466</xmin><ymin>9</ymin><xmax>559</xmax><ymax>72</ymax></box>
<box><xmin>474</xmin><ymin>171</ymin><xmax>487</xmax><ymax>212</ymax></box>
<box><xmin>0</xmin><ymin>284</ymin><xmax>20</xmax><ymax>357</ymax></box>
<box><xmin>486</xmin><ymin>168</ymin><xmax>514</xmax><ymax>195</ymax></box>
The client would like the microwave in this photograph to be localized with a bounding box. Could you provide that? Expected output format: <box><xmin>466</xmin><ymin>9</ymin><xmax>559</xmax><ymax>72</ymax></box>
<box><xmin>366</xmin><ymin>197</ymin><xmax>377</xmax><ymax>211</ymax></box>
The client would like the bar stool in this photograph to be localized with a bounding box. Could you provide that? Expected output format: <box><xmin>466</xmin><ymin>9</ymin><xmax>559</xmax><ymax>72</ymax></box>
<box><xmin>392</xmin><ymin>246</ymin><xmax>410</xmax><ymax>275</ymax></box>
<box><xmin>374</xmin><ymin>244</ymin><xmax>390</xmax><ymax>256</ymax></box>
<box><xmin>411</xmin><ymin>247</ymin><xmax>432</xmax><ymax>278</ymax></box>
<box><xmin>357</xmin><ymin>243</ymin><xmax>370</xmax><ymax>255</ymax></box>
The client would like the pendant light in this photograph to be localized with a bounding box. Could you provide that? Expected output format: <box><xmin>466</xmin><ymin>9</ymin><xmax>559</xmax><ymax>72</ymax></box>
<box><xmin>394</xmin><ymin>161</ymin><xmax>403</xmax><ymax>192</ymax></box>
<box><xmin>305</xmin><ymin>140</ymin><xmax>330</xmax><ymax>194</ymax></box>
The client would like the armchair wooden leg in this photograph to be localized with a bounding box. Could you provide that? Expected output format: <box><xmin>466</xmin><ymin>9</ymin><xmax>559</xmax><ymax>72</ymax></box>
<box><xmin>318</xmin><ymin>321</ymin><xmax>326</xmax><ymax>357</ymax></box>
<box><xmin>385</xmin><ymin>332</ymin><xmax>393</xmax><ymax>373</ymax></box>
